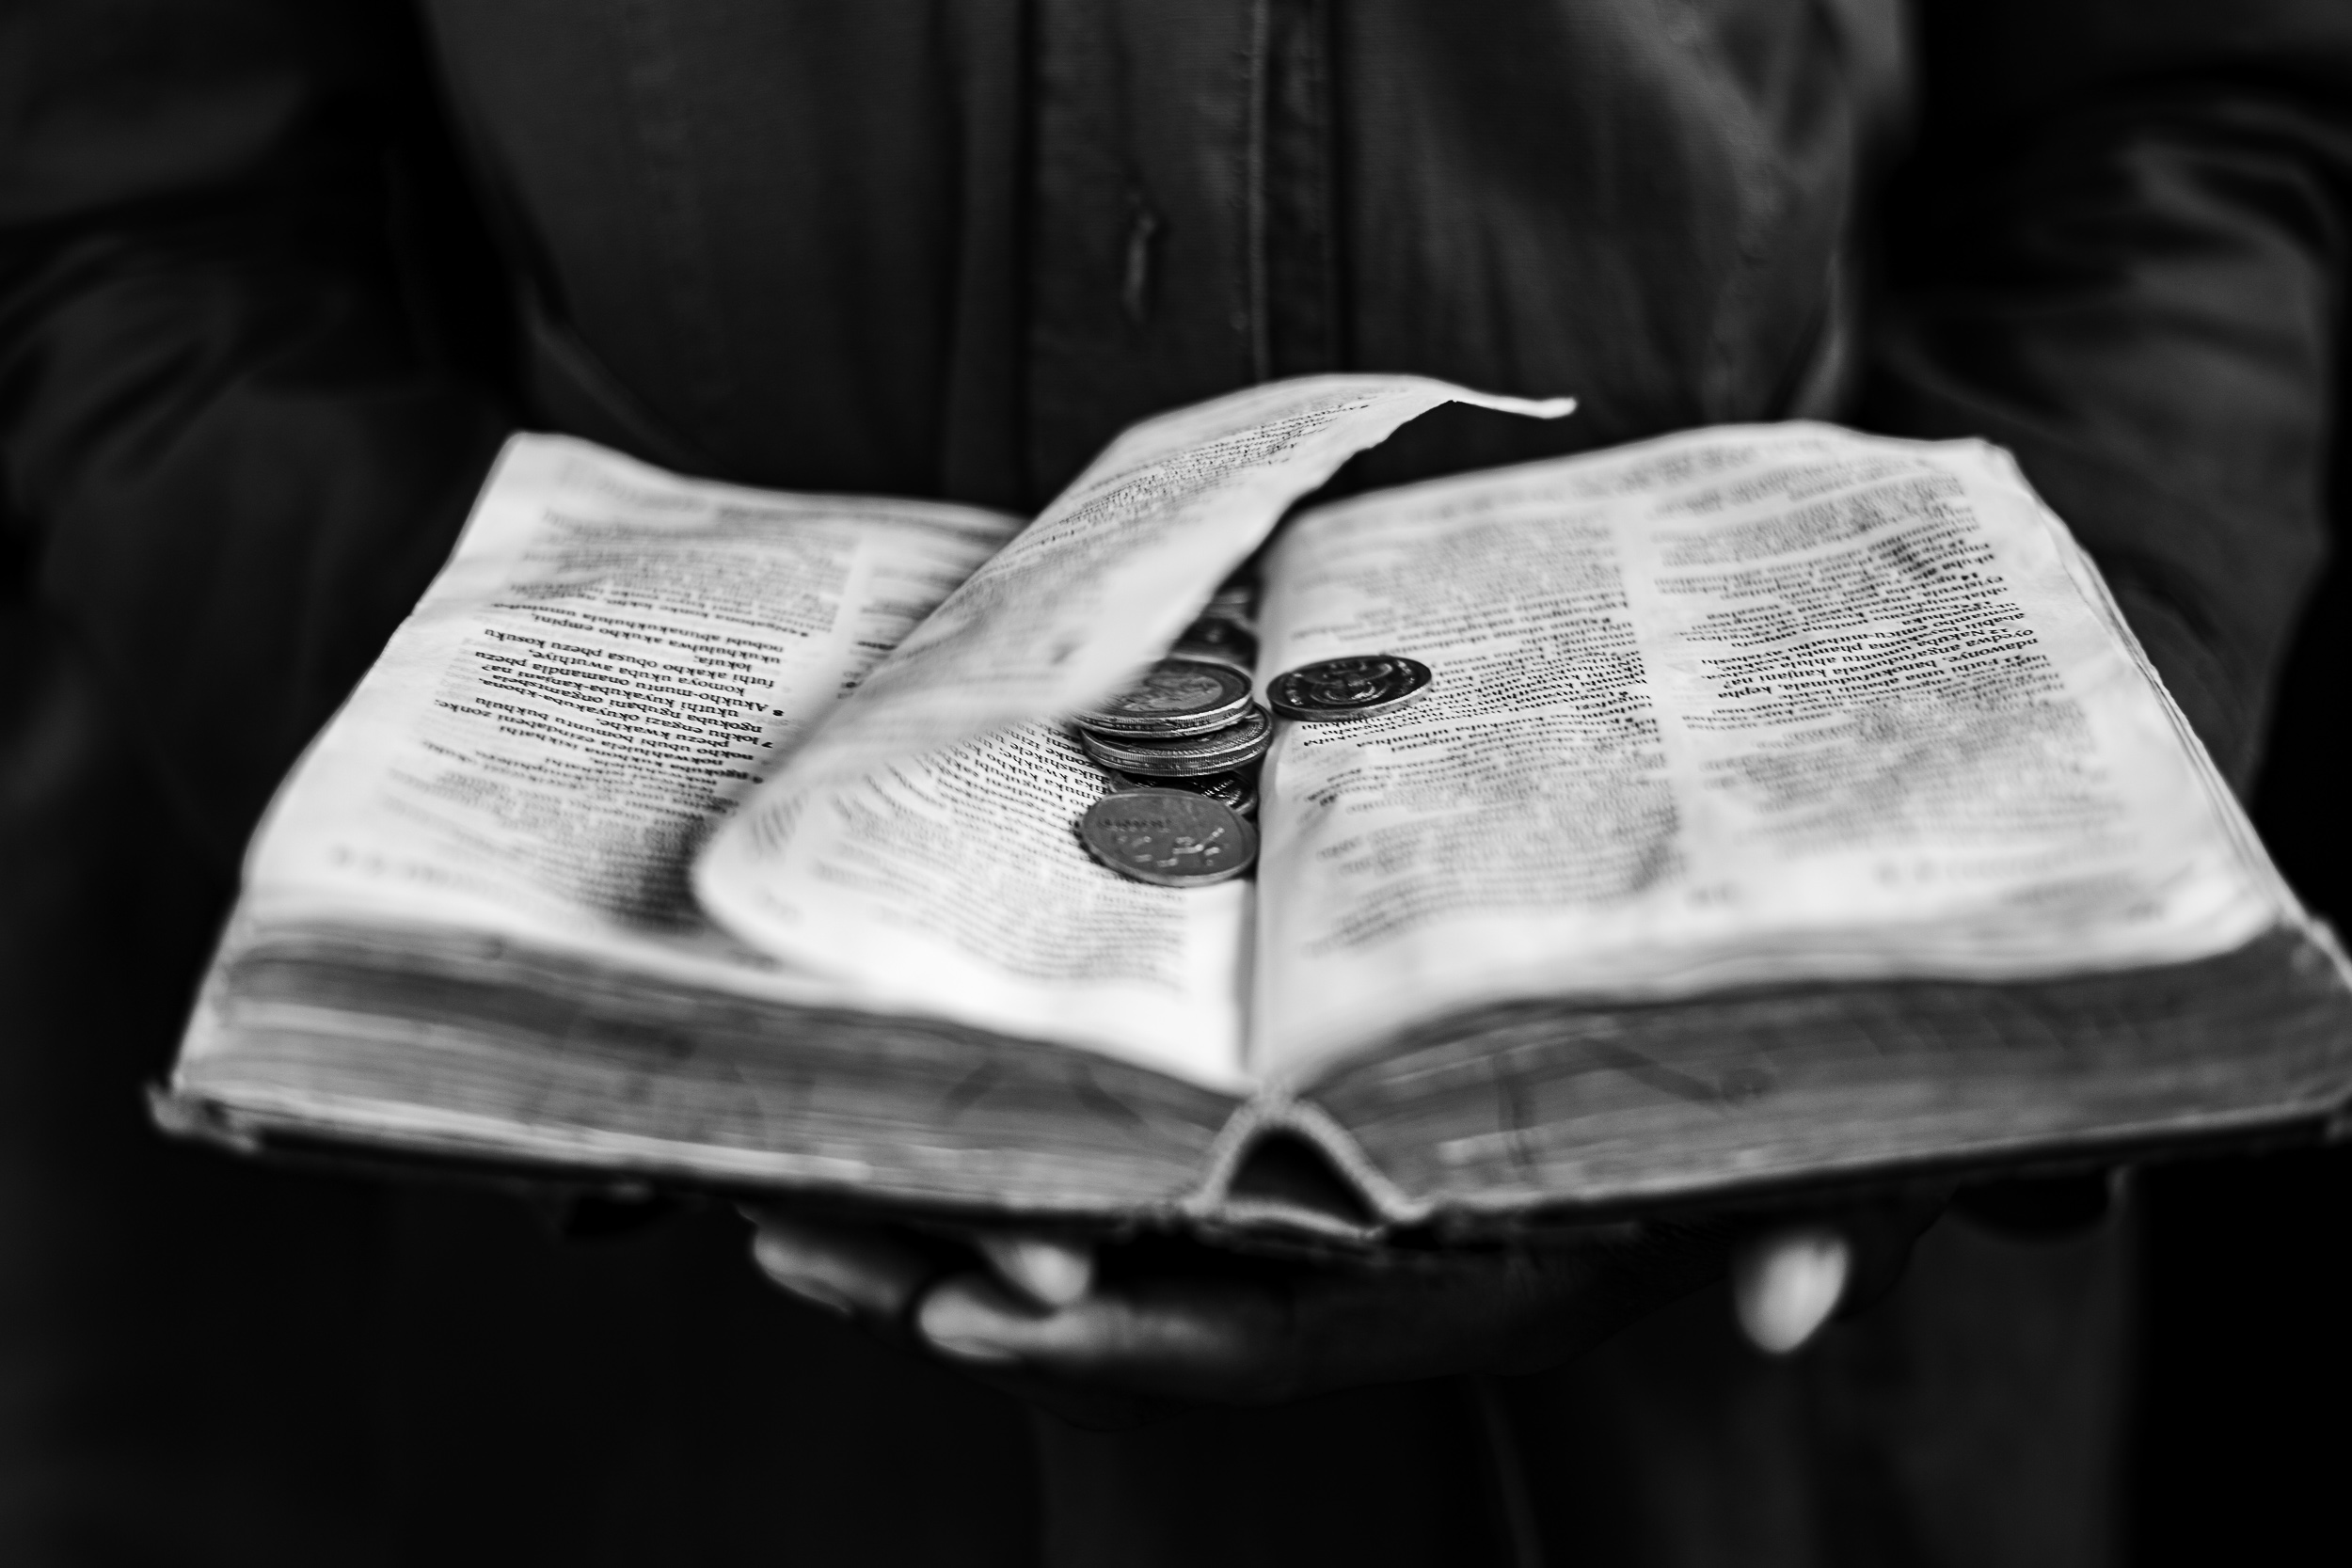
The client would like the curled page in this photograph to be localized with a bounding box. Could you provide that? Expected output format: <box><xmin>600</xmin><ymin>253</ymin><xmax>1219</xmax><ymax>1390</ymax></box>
<box><xmin>707</xmin><ymin>376</ymin><xmax>1570</xmax><ymax>812</ymax></box>
<box><xmin>697</xmin><ymin>375</ymin><xmax>1572</xmax><ymax>1007</ymax></box>
<box><xmin>691</xmin><ymin>721</ymin><xmax>1259</xmax><ymax>1086</ymax></box>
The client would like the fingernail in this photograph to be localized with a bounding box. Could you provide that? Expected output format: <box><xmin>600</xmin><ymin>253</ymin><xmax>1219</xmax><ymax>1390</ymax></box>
<box><xmin>752</xmin><ymin>1227</ymin><xmax>893</xmax><ymax>1318</ymax></box>
<box><xmin>977</xmin><ymin>1233</ymin><xmax>1094</xmax><ymax>1308</ymax></box>
<box><xmin>761</xmin><ymin>1268</ymin><xmax>858</xmax><ymax>1318</ymax></box>
<box><xmin>917</xmin><ymin>1282</ymin><xmax>1027</xmax><ymax>1364</ymax></box>
<box><xmin>1734</xmin><ymin>1227</ymin><xmax>1851</xmax><ymax>1354</ymax></box>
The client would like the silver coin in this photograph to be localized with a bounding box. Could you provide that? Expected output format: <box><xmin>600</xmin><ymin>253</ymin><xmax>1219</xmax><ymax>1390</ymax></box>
<box><xmin>1076</xmin><ymin>703</ymin><xmax>1273</xmax><ymax>777</ymax></box>
<box><xmin>1079</xmin><ymin>790</ymin><xmax>1258</xmax><ymax>888</ymax></box>
<box><xmin>1266</xmin><ymin>656</ymin><xmax>1433</xmax><ymax>721</ymax></box>
<box><xmin>1114</xmin><ymin>769</ymin><xmax>1258</xmax><ymax>817</ymax></box>
<box><xmin>1075</xmin><ymin>658</ymin><xmax>1255</xmax><ymax>738</ymax></box>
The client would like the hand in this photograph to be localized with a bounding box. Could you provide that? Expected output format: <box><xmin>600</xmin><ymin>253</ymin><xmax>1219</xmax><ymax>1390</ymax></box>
<box><xmin>743</xmin><ymin>1192</ymin><xmax>1940</xmax><ymax>1427</ymax></box>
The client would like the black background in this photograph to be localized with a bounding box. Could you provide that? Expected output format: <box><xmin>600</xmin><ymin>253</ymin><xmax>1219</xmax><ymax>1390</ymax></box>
<box><xmin>2131</xmin><ymin>421</ymin><xmax>2352</xmax><ymax>1565</ymax></box>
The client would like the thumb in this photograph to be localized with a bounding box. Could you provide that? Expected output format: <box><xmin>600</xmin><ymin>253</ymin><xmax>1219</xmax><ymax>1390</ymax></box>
<box><xmin>1731</xmin><ymin>1226</ymin><xmax>1850</xmax><ymax>1354</ymax></box>
<box><xmin>973</xmin><ymin>1230</ymin><xmax>1096</xmax><ymax>1310</ymax></box>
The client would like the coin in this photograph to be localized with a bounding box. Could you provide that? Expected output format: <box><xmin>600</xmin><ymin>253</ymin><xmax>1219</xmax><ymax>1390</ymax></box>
<box><xmin>1075</xmin><ymin>658</ymin><xmax>1255</xmax><ymax>738</ymax></box>
<box><xmin>1203</xmin><ymin>591</ymin><xmax>1256</xmax><ymax>630</ymax></box>
<box><xmin>1170</xmin><ymin>641</ymin><xmax>1251</xmax><ymax>675</ymax></box>
<box><xmin>1206</xmin><ymin>572</ymin><xmax>1258</xmax><ymax>618</ymax></box>
<box><xmin>1079</xmin><ymin>790</ymin><xmax>1258</xmax><ymax>887</ymax></box>
<box><xmin>1170</xmin><ymin>617</ymin><xmax>1257</xmax><ymax>674</ymax></box>
<box><xmin>1076</xmin><ymin>703</ymin><xmax>1273</xmax><ymax>776</ymax></box>
<box><xmin>1266</xmin><ymin>655</ymin><xmax>1433</xmax><ymax>721</ymax></box>
<box><xmin>1113</xmin><ymin>768</ymin><xmax>1258</xmax><ymax>817</ymax></box>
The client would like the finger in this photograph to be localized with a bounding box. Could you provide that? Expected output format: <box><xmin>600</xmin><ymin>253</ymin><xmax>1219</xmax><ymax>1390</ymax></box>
<box><xmin>916</xmin><ymin>1271</ymin><xmax>1295</xmax><ymax>1401</ymax></box>
<box><xmin>914</xmin><ymin>1275</ymin><xmax>1032</xmax><ymax>1366</ymax></box>
<box><xmin>974</xmin><ymin>1231</ymin><xmax>1095</xmax><ymax>1310</ymax></box>
<box><xmin>917</xmin><ymin>1234</ymin><xmax>1718</xmax><ymax>1405</ymax></box>
<box><xmin>743</xmin><ymin>1210</ymin><xmax>934</xmax><ymax>1322</ymax></box>
<box><xmin>1731</xmin><ymin>1226</ymin><xmax>1851</xmax><ymax>1354</ymax></box>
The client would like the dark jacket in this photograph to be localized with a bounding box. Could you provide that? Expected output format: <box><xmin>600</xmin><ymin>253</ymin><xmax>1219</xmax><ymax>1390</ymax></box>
<box><xmin>2</xmin><ymin>3</ymin><xmax>2347</xmax><ymax>1563</ymax></box>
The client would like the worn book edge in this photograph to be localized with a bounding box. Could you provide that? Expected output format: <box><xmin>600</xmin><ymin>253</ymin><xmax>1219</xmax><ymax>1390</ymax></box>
<box><xmin>157</xmin><ymin>915</ymin><xmax>2352</xmax><ymax>1243</ymax></box>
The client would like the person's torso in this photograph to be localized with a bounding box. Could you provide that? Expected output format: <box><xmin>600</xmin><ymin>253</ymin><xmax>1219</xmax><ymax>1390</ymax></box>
<box><xmin>421</xmin><ymin>0</ymin><xmax>1904</xmax><ymax>509</ymax></box>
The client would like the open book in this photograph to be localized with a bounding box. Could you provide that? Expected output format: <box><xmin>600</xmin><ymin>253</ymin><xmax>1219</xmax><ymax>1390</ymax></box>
<box><xmin>163</xmin><ymin>377</ymin><xmax>2352</xmax><ymax>1240</ymax></box>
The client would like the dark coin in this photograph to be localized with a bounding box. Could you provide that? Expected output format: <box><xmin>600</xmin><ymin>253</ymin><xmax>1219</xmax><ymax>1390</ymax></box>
<box><xmin>1203</xmin><ymin>594</ymin><xmax>1256</xmax><ymax>631</ymax></box>
<box><xmin>1076</xmin><ymin>704</ymin><xmax>1273</xmax><ymax>777</ymax></box>
<box><xmin>1206</xmin><ymin>572</ymin><xmax>1258</xmax><ymax>620</ymax></box>
<box><xmin>1075</xmin><ymin>658</ymin><xmax>1255</xmax><ymax>738</ymax></box>
<box><xmin>1078</xmin><ymin>790</ymin><xmax>1258</xmax><ymax>888</ymax></box>
<box><xmin>1114</xmin><ymin>768</ymin><xmax>1258</xmax><ymax>817</ymax></box>
<box><xmin>1266</xmin><ymin>656</ymin><xmax>1433</xmax><ymax>721</ymax></box>
<box><xmin>1171</xmin><ymin>616</ymin><xmax>1257</xmax><ymax>674</ymax></box>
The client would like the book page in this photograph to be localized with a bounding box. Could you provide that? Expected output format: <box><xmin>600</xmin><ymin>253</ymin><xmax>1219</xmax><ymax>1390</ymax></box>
<box><xmin>689</xmin><ymin>721</ymin><xmax>1258</xmax><ymax>1086</ymax></box>
<box><xmin>711</xmin><ymin>376</ymin><xmax>1572</xmax><ymax>800</ymax></box>
<box><xmin>710</xmin><ymin>378</ymin><xmax>1562</xmax><ymax>799</ymax></box>
<box><xmin>224</xmin><ymin>435</ymin><xmax>1256</xmax><ymax>1089</ymax></box>
<box><xmin>691</xmin><ymin>375</ymin><xmax>1568</xmax><ymax>1079</ymax></box>
<box><xmin>1251</xmin><ymin>424</ymin><xmax>2291</xmax><ymax>1077</ymax></box>
<box><xmin>225</xmin><ymin>439</ymin><xmax>961</xmax><ymax>970</ymax></box>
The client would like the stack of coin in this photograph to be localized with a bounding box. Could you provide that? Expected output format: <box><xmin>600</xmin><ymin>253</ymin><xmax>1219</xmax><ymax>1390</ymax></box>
<box><xmin>1073</xmin><ymin>657</ymin><xmax>1273</xmax><ymax>883</ymax></box>
<box><xmin>1110</xmin><ymin>768</ymin><xmax>1257</xmax><ymax>817</ymax></box>
<box><xmin>1171</xmin><ymin>573</ymin><xmax>1259</xmax><ymax>673</ymax></box>
<box><xmin>1169</xmin><ymin>614</ymin><xmax>1255</xmax><ymax>673</ymax></box>
<box><xmin>1078</xmin><ymin>704</ymin><xmax>1274</xmax><ymax>781</ymax></box>
<box><xmin>1073</xmin><ymin>658</ymin><xmax>1272</xmax><ymax>782</ymax></box>
<box><xmin>1073</xmin><ymin>650</ymin><xmax>1435</xmax><ymax>887</ymax></box>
